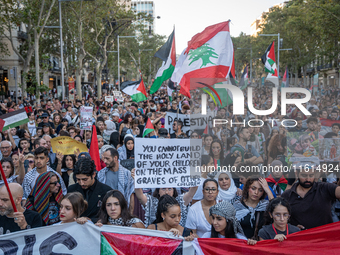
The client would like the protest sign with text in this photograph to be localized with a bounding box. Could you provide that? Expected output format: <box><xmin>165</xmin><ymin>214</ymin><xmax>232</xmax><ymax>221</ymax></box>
<box><xmin>164</xmin><ymin>112</ymin><xmax>190</xmax><ymax>136</ymax></box>
<box><xmin>134</xmin><ymin>138</ymin><xmax>202</xmax><ymax>188</ymax></box>
<box><xmin>79</xmin><ymin>106</ymin><xmax>93</xmax><ymax>130</ymax></box>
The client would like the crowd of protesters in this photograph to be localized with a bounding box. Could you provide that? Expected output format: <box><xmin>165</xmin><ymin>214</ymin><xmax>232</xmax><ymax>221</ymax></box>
<box><xmin>0</xmin><ymin>84</ymin><xmax>339</xmax><ymax>247</ymax></box>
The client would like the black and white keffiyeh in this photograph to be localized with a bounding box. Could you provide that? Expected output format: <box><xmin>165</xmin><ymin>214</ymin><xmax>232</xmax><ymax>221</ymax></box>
<box><xmin>234</xmin><ymin>199</ymin><xmax>268</xmax><ymax>228</ymax></box>
<box><xmin>108</xmin><ymin>217</ymin><xmax>143</xmax><ymax>227</ymax></box>
<box><xmin>209</xmin><ymin>201</ymin><xmax>244</xmax><ymax>235</ymax></box>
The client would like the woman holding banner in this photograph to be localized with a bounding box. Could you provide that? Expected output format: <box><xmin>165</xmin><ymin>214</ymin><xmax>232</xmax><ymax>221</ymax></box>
<box><xmin>95</xmin><ymin>190</ymin><xmax>145</xmax><ymax>228</ymax></box>
<box><xmin>258</xmin><ymin>197</ymin><xmax>300</xmax><ymax>241</ymax></box>
<box><xmin>131</xmin><ymin>169</ymin><xmax>197</xmax><ymax>227</ymax></box>
<box><xmin>147</xmin><ymin>195</ymin><xmax>194</xmax><ymax>238</ymax></box>
<box><xmin>201</xmin><ymin>201</ymin><xmax>257</xmax><ymax>245</ymax></box>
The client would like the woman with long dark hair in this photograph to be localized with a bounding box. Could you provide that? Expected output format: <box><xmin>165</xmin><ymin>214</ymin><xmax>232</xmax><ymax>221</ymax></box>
<box><xmin>61</xmin><ymin>155</ymin><xmax>77</xmax><ymax>187</ymax></box>
<box><xmin>209</xmin><ymin>139</ymin><xmax>224</xmax><ymax>168</ymax></box>
<box><xmin>147</xmin><ymin>195</ymin><xmax>192</xmax><ymax>237</ymax></box>
<box><xmin>259</xmin><ymin>197</ymin><xmax>300</xmax><ymax>241</ymax></box>
<box><xmin>234</xmin><ymin>176</ymin><xmax>274</xmax><ymax>240</ymax></box>
<box><xmin>95</xmin><ymin>190</ymin><xmax>144</xmax><ymax>228</ymax></box>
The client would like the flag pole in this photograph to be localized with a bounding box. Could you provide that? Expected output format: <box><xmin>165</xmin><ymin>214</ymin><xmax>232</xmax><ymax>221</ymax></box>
<box><xmin>0</xmin><ymin>164</ymin><xmax>17</xmax><ymax>212</ymax></box>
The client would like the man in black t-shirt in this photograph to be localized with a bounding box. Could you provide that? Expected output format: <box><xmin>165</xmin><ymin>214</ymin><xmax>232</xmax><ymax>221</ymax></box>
<box><xmin>0</xmin><ymin>183</ymin><xmax>42</xmax><ymax>235</ymax></box>
<box><xmin>68</xmin><ymin>157</ymin><xmax>112</xmax><ymax>222</ymax></box>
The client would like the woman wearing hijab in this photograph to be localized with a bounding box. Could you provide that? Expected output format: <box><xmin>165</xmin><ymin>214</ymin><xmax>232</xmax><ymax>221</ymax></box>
<box><xmin>215</xmin><ymin>171</ymin><xmax>238</xmax><ymax>203</ymax></box>
<box><xmin>117</xmin><ymin>134</ymin><xmax>134</xmax><ymax>160</ymax></box>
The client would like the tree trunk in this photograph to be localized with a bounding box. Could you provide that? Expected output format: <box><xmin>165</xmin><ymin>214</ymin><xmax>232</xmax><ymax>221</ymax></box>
<box><xmin>76</xmin><ymin>54</ymin><xmax>84</xmax><ymax>100</ymax></box>
<box><xmin>96</xmin><ymin>68</ymin><xmax>102</xmax><ymax>99</ymax></box>
<box><xmin>34</xmin><ymin>30</ymin><xmax>40</xmax><ymax>104</ymax></box>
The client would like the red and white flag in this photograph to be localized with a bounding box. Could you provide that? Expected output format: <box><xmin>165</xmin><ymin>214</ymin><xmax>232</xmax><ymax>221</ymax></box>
<box><xmin>171</xmin><ymin>21</ymin><xmax>233</xmax><ymax>98</ymax></box>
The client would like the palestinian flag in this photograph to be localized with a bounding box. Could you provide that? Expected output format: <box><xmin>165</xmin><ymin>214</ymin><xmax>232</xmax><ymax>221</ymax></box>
<box><xmin>0</xmin><ymin>108</ymin><xmax>29</xmax><ymax>131</ymax></box>
<box><xmin>171</xmin><ymin>21</ymin><xmax>233</xmax><ymax>98</ymax></box>
<box><xmin>266</xmin><ymin>174</ymin><xmax>288</xmax><ymax>192</ymax></box>
<box><xmin>101</xmin><ymin>232</ymin><xmax>183</xmax><ymax>255</ymax></box>
<box><xmin>239</xmin><ymin>65</ymin><xmax>248</xmax><ymax>90</ymax></box>
<box><xmin>261</xmin><ymin>41</ymin><xmax>279</xmax><ymax>87</ymax></box>
<box><xmin>121</xmin><ymin>78</ymin><xmax>147</xmax><ymax>102</ymax></box>
<box><xmin>143</xmin><ymin>118</ymin><xmax>154</xmax><ymax>137</ymax></box>
<box><xmin>281</xmin><ymin>66</ymin><xmax>289</xmax><ymax>87</ymax></box>
<box><xmin>200</xmin><ymin>82</ymin><xmax>232</xmax><ymax>108</ymax></box>
<box><xmin>150</xmin><ymin>29</ymin><xmax>176</xmax><ymax>94</ymax></box>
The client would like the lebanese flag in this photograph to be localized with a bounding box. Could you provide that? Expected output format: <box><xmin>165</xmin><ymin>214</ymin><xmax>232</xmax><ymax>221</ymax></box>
<box><xmin>281</xmin><ymin>66</ymin><xmax>289</xmax><ymax>87</ymax></box>
<box><xmin>171</xmin><ymin>21</ymin><xmax>233</xmax><ymax>98</ymax></box>
<box><xmin>89</xmin><ymin>125</ymin><xmax>102</xmax><ymax>171</ymax></box>
<box><xmin>151</xmin><ymin>29</ymin><xmax>176</xmax><ymax>94</ymax></box>
<box><xmin>261</xmin><ymin>41</ymin><xmax>279</xmax><ymax>87</ymax></box>
<box><xmin>121</xmin><ymin>78</ymin><xmax>147</xmax><ymax>102</ymax></box>
<box><xmin>143</xmin><ymin>118</ymin><xmax>154</xmax><ymax>137</ymax></box>
<box><xmin>193</xmin><ymin>221</ymin><xmax>340</xmax><ymax>255</ymax></box>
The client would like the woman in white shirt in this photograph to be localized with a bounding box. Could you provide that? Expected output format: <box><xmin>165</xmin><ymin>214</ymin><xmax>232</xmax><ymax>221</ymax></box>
<box><xmin>185</xmin><ymin>179</ymin><xmax>219</xmax><ymax>237</ymax></box>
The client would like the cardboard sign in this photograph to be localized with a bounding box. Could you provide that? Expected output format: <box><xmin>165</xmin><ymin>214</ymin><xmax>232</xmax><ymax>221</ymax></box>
<box><xmin>164</xmin><ymin>112</ymin><xmax>190</xmax><ymax>136</ymax></box>
<box><xmin>51</xmin><ymin>136</ymin><xmax>88</xmax><ymax>155</ymax></box>
<box><xmin>134</xmin><ymin>138</ymin><xmax>202</xmax><ymax>188</ymax></box>
<box><xmin>105</xmin><ymin>96</ymin><xmax>114</xmax><ymax>102</ymax></box>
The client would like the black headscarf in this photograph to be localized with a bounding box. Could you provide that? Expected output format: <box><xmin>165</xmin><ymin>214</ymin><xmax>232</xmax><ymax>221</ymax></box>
<box><xmin>124</xmin><ymin>136</ymin><xmax>134</xmax><ymax>159</ymax></box>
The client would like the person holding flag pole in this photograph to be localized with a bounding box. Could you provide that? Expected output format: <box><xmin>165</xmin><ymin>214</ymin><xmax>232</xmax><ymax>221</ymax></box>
<box><xmin>0</xmin><ymin>165</ymin><xmax>43</xmax><ymax>234</ymax></box>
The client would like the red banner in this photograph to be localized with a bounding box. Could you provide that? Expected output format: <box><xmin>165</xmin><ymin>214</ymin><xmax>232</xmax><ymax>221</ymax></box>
<box><xmin>320</xmin><ymin>118</ymin><xmax>340</xmax><ymax>127</ymax></box>
<box><xmin>101</xmin><ymin>232</ymin><xmax>182</xmax><ymax>255</ymax></box>
<box><xmin>194</xmin><ymin>222</ymin><xmax>340</xmax><ymax>255</ymax></box>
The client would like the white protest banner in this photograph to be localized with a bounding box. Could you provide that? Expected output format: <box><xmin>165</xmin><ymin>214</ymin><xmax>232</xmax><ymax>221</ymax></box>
<box><xmin>113</xmin><ymin>91</ymin><xmax>124</xmax><ymax>102</ymax></box>
<box><xmin>134</xmin><ymin>138</ymin><xmax>202</xmax><ymax>188</ymax></box>
<box><xmin>164</xmin><ymin>112</ymin><xmax>190</xmax><ymax>136</ymax></box>
<box><xmin>105</xmin><ymin>96</ymin><xmax>114</xmax><ymax>102</ymax></box>
<box><xmin>79</xmin><ymin>106</ymin><xmax>93</xmax><ymax>130</ymax></box>
<box><xmin>0</xmin><ymin>222</ymin><xmax>194</xmax><ymax>254</ymax></box>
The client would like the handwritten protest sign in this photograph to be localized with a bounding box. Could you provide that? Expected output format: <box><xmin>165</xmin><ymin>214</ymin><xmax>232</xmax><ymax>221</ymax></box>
<box><xmin>79</xmin><ymin>106</ymin><xmax>93</xmax><ymax>130</ymax></box>
<box><xmin>51</xmin><ymin>136</ymin><xmax>88</xmax><ymax>155</ymax></box>
<box><xmin>105</xmin><ymin>96</ymin><xmax>114</xmax><ymax>102</ymax></box>
<box><xmin>113</xmin><ymin>91</ymin><xmax>124</xmax><ymax>102</ymax></box>
<box><xmin>134</xmin><ymin>138</ymin><xmax>202</xmax><ymax>188</ymax></box>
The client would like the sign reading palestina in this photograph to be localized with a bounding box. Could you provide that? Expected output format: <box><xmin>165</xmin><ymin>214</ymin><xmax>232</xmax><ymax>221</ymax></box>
<box><xmin>51</xmin><ymin>136</ymin><xmax>88</xmax><ymax>155</ymax></box>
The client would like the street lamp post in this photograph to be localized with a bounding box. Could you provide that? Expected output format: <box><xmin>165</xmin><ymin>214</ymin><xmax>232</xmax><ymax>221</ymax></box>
<box><xmin>117</xmin><ymin>35</ymin><xmax>136</xmax><ymax>91</ymax></box>
<box><xmin>237</xmin><ymin>47</ymin><xmax>252</xmax><ymax>84</ymax></box>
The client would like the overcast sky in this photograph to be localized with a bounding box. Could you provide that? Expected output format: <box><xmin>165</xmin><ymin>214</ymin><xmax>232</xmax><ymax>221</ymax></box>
<box><xmin>153</xmin><ymin>0</ymin><xmax>283</xmax><ymax>51</ymax></box>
